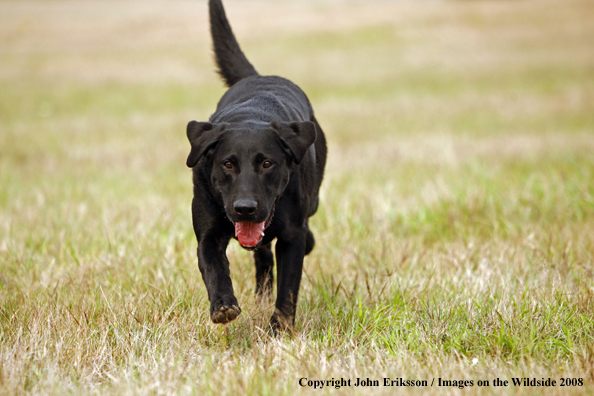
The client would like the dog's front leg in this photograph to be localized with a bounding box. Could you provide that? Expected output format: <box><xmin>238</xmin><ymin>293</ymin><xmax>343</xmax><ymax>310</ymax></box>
<box><xmin>197</xmin><ymin>236</ymin><xmax>241</xmax><ymax>324</ymax></box>
<box><xmin>271</xmin><ymin>227</ymin><xmax>307</xmax><ymax>331</ymax></box>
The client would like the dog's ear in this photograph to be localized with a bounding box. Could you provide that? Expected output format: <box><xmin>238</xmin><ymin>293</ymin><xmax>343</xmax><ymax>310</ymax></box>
<box><xmin>186</xmin><ymin>121</ymin><xmax>226</xmax><ymax>167</ymax></box>
<box><xmin>271</xmin><ymin>121</ymin><xmax>317</xmax><ymax>164</ymax></box>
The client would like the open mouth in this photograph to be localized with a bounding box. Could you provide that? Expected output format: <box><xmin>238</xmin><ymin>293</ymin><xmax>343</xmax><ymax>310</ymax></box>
<box><xmin>233</xmin><ymin>206</ymin><xmax>275</xmax><ymax>248</ymax></box>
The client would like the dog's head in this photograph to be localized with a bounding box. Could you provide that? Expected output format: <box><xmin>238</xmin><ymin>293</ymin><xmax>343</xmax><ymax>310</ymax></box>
<box><xmin>186</xmin><ymin>120</ymin><xmax>316</xmax><ymax>248</ymax></box>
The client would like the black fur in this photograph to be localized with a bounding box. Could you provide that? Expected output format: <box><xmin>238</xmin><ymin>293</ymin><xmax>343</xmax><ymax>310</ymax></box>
<box><xmin>209</xmin><ymin>0</ymin><xmax>258</xmax><ymax>87</ymax></box>
<box><xmin>186</xmin><ymin>0</ymin><xmax>327</xmax><ymax>331</ymax></box>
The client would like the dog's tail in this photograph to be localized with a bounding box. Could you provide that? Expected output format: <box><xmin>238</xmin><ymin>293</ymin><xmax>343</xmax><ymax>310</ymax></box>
<box><xmin>209</xmin><ymin>0</ymin><xmax>259</xmax><ymax>87</ymax></box>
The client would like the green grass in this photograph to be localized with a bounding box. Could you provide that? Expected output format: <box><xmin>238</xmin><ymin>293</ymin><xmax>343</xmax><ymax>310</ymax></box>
<box><xmin>1</xmin><ymin>0</ymin><xmax>594</xmax><ymax>394</ymax></box>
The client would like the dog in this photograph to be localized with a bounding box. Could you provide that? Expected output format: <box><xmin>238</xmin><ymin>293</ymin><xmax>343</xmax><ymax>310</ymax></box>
<box><xmin>186</xmin><ymin>0</ymin><xmax>327</xmax><ymax>331</ymax></box>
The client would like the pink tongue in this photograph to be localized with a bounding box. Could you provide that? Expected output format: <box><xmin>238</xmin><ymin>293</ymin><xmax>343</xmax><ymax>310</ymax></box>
<box><xmin>235</xmin><ymin>221</ymin><xmax>266</xmax><ymax>247</ymax></box>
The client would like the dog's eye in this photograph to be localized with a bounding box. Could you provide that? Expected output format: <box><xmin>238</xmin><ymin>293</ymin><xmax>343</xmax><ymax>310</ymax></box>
<box><xmin>262</xmin><ymin>160</ymin><xmax>273</xmax><ymax>169</ymax></box>
<box><xmin>223</xmin><ymin>161</ymin><xmax>233</xmax><ymax>169</ymax></box>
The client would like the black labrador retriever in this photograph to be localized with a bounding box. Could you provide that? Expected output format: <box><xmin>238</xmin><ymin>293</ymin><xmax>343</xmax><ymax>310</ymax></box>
<box><xmin>186</xmin><ymin>0</ymin><xmax>327</xmax><ymax>331</ymax></box>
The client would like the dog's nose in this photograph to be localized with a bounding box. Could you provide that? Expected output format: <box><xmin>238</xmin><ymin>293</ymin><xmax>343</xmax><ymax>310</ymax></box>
<box><xmin>233</xmin><ymin>199</ymin><xmax>258</xmax><ymax>216</ymax></box>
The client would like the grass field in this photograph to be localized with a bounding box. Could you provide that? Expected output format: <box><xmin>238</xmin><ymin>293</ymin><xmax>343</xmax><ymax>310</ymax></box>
<box><xmin>1</xmin><ymin>0</ymin><xmax>594</xmax><ymax>394</ymax></box>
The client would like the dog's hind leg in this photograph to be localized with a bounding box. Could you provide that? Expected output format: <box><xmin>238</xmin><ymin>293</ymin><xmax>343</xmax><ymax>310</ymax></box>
<box><xmin>303</xmin><ymin>219</ymin><xmax>315</xmax><ymax>256</ymax></box>
<box><xmin>305</xmin><ymin>227</ymin><xmax>315</xmax><ymax>256</ymax></box>
<box><xmin>254</xmin><ymin>243</ymin><xmax>274</xmax><ymax>297</ymax></box>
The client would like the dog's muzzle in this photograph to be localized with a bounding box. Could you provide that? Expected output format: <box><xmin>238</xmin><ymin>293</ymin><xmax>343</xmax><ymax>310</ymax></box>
<box><xmin>232</xmin><ymin>205</ymin><xmax>275</xmax><ymax>248</ymax></box>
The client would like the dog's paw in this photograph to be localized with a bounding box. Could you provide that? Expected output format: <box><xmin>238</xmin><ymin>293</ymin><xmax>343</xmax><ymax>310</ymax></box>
<box><xmin>210</xmin><ymin>297</ymin><xmax>241</xmax><ymax>324</ymax></box>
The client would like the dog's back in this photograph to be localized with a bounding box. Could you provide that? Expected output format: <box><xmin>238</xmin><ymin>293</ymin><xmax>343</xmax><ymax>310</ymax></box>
<box><xmin>209</xmin><ymin>0</ymin><xmax>316</xmax><ymax>128</ymax></box>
